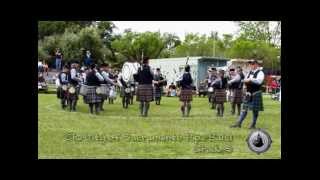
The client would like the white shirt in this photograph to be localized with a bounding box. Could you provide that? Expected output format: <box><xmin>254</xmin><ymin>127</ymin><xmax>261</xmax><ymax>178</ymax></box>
<box><xmin>245</xmin><ymin>68</ymin><xmax>265</xmax><ymax>85</ymax></box>
<box><xmin>95</xmin><ymin>71</ymin><xmax>105</xmax><ymax>82</ymax></box>
<box><xmin>228</xmin><ymin>74</ymin><xmax>241</xmax><ymax>84</ymax></box>
<box><xmin>101</xmin><ymin>71</ymin><xmax>115</xmax><ymax>85</ymax></box>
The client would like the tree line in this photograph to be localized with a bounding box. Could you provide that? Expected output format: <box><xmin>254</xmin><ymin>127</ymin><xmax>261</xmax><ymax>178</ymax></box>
<box><xmin>38</xmin><ymin>21</ymin><xmax>280</xmax><ymax>71</ymax></box>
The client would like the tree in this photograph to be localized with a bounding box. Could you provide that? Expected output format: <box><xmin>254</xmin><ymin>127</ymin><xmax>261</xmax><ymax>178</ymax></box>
<box><xmin>235</xmin><ymin>21</ymin><xmax>281</xmax><ymax>47</ymax></box>
<box><xmin>111</xmin><ymin>31</ymin><xmax>174</xmax><ymax>61</ymax></box>
<box><xmin>78</xmin><ymin>27</ymin><xmax>105</xmax><ymax>64</ymax></box>
<box><xmin>38</xmin><ymin>21</ymin><xmax>93</xmax><ymax>40</ymax></box>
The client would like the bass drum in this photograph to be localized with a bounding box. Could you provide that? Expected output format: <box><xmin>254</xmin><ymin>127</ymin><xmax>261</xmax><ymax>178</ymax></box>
<box><xmin>121</xmin><ymin>62</ymin><xmax>140</xmax><ymax>83</ymax></box>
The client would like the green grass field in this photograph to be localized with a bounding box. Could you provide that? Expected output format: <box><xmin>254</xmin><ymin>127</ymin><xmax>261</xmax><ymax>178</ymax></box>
<box><xmin>38</xmin><ymin>93</ymin><xmax>281</xmax><ymax>159</ymax></box>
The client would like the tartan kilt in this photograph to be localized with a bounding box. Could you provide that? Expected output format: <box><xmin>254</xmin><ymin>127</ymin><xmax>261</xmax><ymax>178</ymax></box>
<box><xmin>154</xmin><ymin>86</ymin><xmax>162</xmax><ymax>98</ymax></box>
<box><xmin>229</xmin><ymin>89</ymin><xmax>243</xmax><ymax>104</ymax></box>
<box><xmin>136</xmin><ymin>84</ymin><xmax>154</xmax><ymax>102</ymax></box>
<box><xmin>242</xmin><ymin>91</ymin><xmax>264</xmax><ymax>111</ymax></box>
<box><xmin>83</xmin><ymin>86</ymin><xmax>102</xmax><ymax>104</ymax></box>
<box><xmin>179</xmin><ymin>89</ymin><xmax>193</xmax><ymax>102</ymax></box>
<box><xmin>214</xmin><ymin>89</ymin><xmax>227</xmax><ymax>103</ymax></box>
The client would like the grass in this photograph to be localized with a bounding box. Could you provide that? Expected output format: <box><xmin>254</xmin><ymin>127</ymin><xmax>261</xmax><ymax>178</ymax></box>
<box><xmin>38</xmin><ymin>93</ymin><xmax>281</xmax><ymax>159</ymax></box>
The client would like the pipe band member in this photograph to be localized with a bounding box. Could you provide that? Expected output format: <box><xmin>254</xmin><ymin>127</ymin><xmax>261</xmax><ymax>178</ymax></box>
<box><xmin>178</xmin><ymin>65</ymin><xmax>193</xmax><ymax>117</ymax></box>
<box><xmin>211</xmin><ymin>69</ymin><xmax>227</xmax><ymax>117</ymax></box>
<box><xmin>230</xmin><ymin>60</ymin><xmax>265</xmax><ymax>129</ymax></box>
<box><xmin>153</xmin><ymin>68</ymin><xmax>166</xmax><ymax>105</ymax></box>
<box><xmin>228</xmin><ymin>68</ymin><xmax>243</xmax><ymax>116</ymax></box>
<box><xmin>135</xmin><ymin>57</ymin><xmax>154</xmax><ymax>117</ymax></box>
<box><xmin>57</xmin><ymin>65</ymin><xmax>70</xmax><ymax>109</ymax></box>
<box><xmin>84</xmin><ymin>63</ymin><xmax>102</xmax><ymax>114</ymax></box>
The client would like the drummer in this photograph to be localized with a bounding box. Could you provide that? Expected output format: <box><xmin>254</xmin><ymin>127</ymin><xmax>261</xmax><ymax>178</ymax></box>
<box><xmin>207</xmin><ymin>67</ymin><xmax>217</xmax><ymax>109</ymax></box>
<box><xmin>69</xmin><ymin>61</ymin><xmax>82</xmax><ymax>111</ymax></box>
<box><xmin>99</xmin><ymin>63</ymin><xmax>118</xmax><ymax>111</ymax></box>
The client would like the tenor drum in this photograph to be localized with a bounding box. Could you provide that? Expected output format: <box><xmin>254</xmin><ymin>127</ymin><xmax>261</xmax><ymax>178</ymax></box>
<box><xmin>125</xmin><ymin>87</ymin><xmax>131</xmax><ymax>93</ymax></box>
<box><xmin>79</xmin><ymin>84</ymin><xmax>89</xmax><ymax>96</ymax></box>
<box><xmin>62</xmin><ymin>85</ymin><xmax>68</xmax><ymax>91</ymax></box>
<box><xmin>68</xmin><ymin>86</ymin><xmax>76</xmax><ymax>94</ymax></box>
<box><xmin>96</xmin><ymin>84</ymin><xmax>108</xmax><ymax>96</ymax></box>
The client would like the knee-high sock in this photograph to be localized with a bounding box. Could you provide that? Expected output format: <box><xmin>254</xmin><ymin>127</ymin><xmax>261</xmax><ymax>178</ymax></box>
<box><xmin>95</xmin><ymin>103</ymin><xmax>100</xmax><ymax>114</ymax></box>
<box><xmin>231</xmin><ymin>103</ymin><xmax>236</xmax><ymax>114</ymax></box>
<box><xmin>238</xmin><ymin>110</ymin><xmax>248</xmax><ymax>125</ymax></box>
<box><xmin>251</xmin><ymin>110</ymin><xmax>259</xmax><ymax>127</ymax></box>
<box><xmin>237</xmin><ymin>103</ymin><xmax>241</xmax><ymax>115</ymax></box>
<box><xmin>145</xmin><ymin>102</ymin><xmax>150</xmax><ymax>116</ymax></box>
<box><xmin>221</xmin><ymin>103</ymin><xmax>224</xmax><ymax>116</ymax></box>
<box><xmin>139</xmin><ymin>102</ymin><xmax>143</xmax><ymax>115</ymax></box>
<box><xmin>187</xmin><ymin>102</ymin><xmax>191</xmax><ymax>116</ymax></box>
<box><xmin>89</xmin><ymin>103</ymin><xmax>94</xmax><ymax>113</ymax></box>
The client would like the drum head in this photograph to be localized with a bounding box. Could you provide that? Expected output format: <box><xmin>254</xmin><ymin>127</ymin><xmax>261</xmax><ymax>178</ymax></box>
<box><xmin>62</xmin><ymin>85</ymin><xmax>68</xmax><ymax>91</ymax></box>
<box><xmin>121</xmin><ymin>62</ymin><xmax>140</xmax><ymax>83</ymax></box>
<box><xmin>208</xmin><ymin>87</ymin><xmax>213</xmax><ymax>92</ymax></box>
<box><xmin>125</xmin><ymin>88</ymin><xmax>131</xmax><ymax>93</ymax></box>
<box><xmin>69</xmin><ymin>87</ymin><xmax>75</xmax><ymax>94</ymax></box>
<box><xmin>96</xmin><ymin>87</ymin><xmax>102</xmax><ymax>94</ymax></box>
<box><xmin>130</xmin><ymin>87</ymin><xmax>135</xmax><ymax>92</ymax></box>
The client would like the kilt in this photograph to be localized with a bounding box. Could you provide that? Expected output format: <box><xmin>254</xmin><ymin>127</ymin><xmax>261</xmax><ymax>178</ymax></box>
<box><xmin>136</xmin><ymin>84</ymin><xmax>154</xmax><ymax>102</ymax></box>
<box><xmin>83</xmin><ymin>86</ymin><xmax>102</xmax><ymax>104</ymax></box>
<box><xmin>229</xmin><ymin>88</ymin><xmax>243</xmax><ymax>104</ymax></box>
<box><xmin>179</xmin><ymin>89</ymin><xmax>193</xmax><ymax>102</ymax></box>
<box><xmin>242</xmin><ymin>91</ymin><xmax>264</xmax><ymax>111</ymax></box>
<box><xmin>154</xmin><ymin>86</ymin><xmax>162</xmax><ymax>98</ymax></box>
<box><xmin>214</xmin><ymin>89</ymin><xmax>227</xmax><ymax>103</ymax></box>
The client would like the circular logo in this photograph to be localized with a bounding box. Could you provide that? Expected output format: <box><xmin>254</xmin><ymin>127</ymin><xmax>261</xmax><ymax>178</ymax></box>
<box><xmin>246</xmin><ymin>129</ymin><xmax>272</xmax><ymax>154</ymax></box>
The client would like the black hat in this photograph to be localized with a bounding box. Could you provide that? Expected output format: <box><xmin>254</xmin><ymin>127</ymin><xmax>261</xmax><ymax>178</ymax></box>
<box><xmin>156</xmin><ymin>68</ymin><xmax>160</xmax><ymax>71</ymax></box>
<box><xmin>63</xmin><ymin>65</ymin><xmax>70</xmax><ymax>69</ymax></box>
<box><xmin>185</xmin><ymin>65</ymin><xmax>190</xmax><ymax>72</ymax></box>
<box><xmin>90</xmin><ymin>63</ymin><xmax>96</xmax><ymax>69</ymax></box>
<box><xmin>101</xmin><ymin>63</ymin><xmax>109</xmax><ymax>67</ymax></box>
<box><xmin>211</xmin><ymin>67</ymin><xmax>216</xmax><ymax>71</ymax></box>
<box><xmin>229</xmin><ymin>68</ymin><xmax>235</xmax><ymax>71</ymax></box>
<box><xmin>248</xmin><ymin>60</ymin><xmax>258</xmax><ymax>64</ymax></box>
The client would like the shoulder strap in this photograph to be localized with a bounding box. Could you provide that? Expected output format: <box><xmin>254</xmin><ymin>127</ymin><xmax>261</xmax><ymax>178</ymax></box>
<box><xmin>253</xmin><ymin>70</ymin><xmax>260</xmax><ymax>78</ymax></box>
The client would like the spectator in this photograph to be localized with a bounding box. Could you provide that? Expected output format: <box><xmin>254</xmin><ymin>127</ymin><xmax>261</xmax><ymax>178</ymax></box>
<box><xmin>84</xmin><ymin>50</ymin><xmax>93</xmax><ymax>66</ymax></box>
<box><xmin>55</xmin><ymin>48</ymin><xmax>63</xmax><ymax>71</ymax></box>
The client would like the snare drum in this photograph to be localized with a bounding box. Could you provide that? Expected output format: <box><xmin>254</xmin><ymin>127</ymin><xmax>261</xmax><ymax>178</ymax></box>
<box><xmin>79</xmin><ymin>84</ymin><xmax>89</xmax><ymax>96</ymax></box>
<box><xmin>208</xmin><ymin>87</ymin><xmax>214</xmax><ymax>93</ymax></box>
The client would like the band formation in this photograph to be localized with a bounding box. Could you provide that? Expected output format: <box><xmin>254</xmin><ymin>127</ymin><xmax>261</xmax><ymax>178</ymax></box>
<box><xmin>52</xmin><ymin>55</ymin><xmax>265</xmax><ymax>129</ymax></box>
